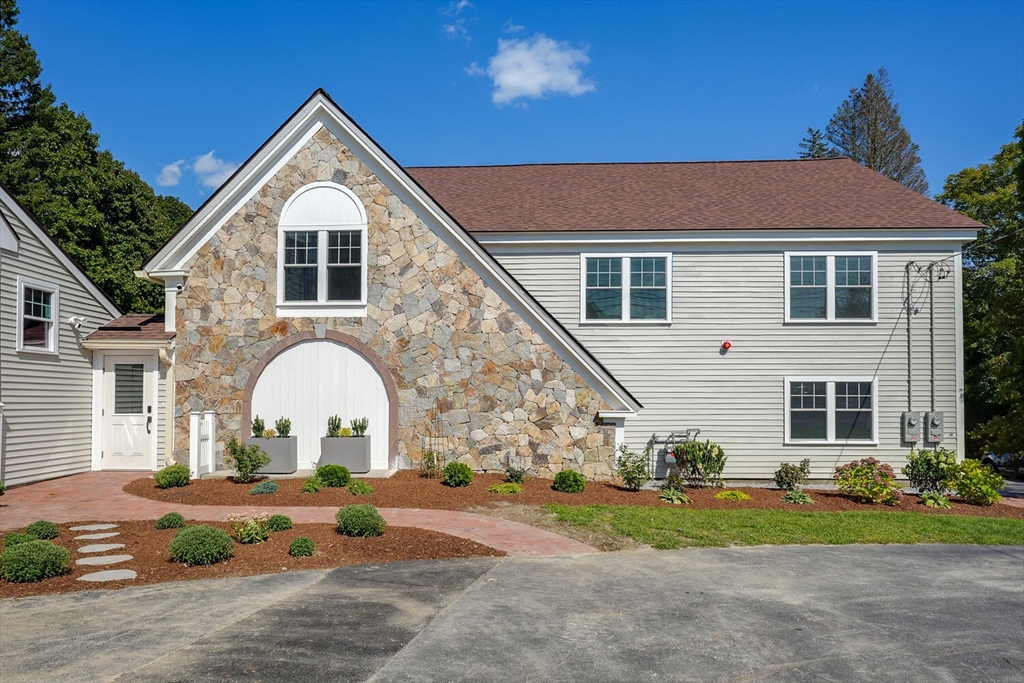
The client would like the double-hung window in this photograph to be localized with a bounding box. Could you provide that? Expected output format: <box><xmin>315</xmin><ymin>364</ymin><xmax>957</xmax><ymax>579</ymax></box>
<box><xmin>581</xmin><ymin>254</ymin><xmax>671</xmax><ymax>323</ymax></box>
<box><xmin>17</xmin><ymin>277</ymin><xmax>59</xmax><ymax>353</ymax></box>
<box><xmin>786</xmin><ymin>377</ymin><xmax>876</xmax><ymax>444</ymax></box>
<box><xmin>277</xmin><ymin>182</ymin><xmax>368</xmax><ymax>317</ymax></box>
<box><xmin>785</xmin><ymin>252</ymin><xmax>876</xmax><ymax>322</ymax></box>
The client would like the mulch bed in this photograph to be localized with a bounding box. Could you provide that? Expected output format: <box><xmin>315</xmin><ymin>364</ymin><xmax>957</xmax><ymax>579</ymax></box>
<box><xmin>0</xmin><ymin>520</ymin><xmax>504</xmax><ymax>599</ymax></box>
<box><xmin>125</xmin><ymin>470</ymin><xmax>1024</xmax><ymax>519</ymax></box>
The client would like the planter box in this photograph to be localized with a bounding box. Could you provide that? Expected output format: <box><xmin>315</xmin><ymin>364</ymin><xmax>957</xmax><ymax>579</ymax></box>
<box><xmin>319</xmin><ymin>436</ymin><xmax>371</xmax><ymax>474</ymax></box>
<box><xmin>250</xmin><ymin>436</ymin><xmax>298</xmax><ymax>475</ymax></box>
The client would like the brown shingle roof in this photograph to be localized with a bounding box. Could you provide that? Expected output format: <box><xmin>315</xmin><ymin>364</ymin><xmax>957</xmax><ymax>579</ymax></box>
<box><xmin>88</xmin><ymin>314</ymin><xmax>174</xmax><ymax>341</ymax></box>
<box><xmin>407</xmin><ymin>158</ymin><xmax>982</xmax><ymax>232</ymax></box>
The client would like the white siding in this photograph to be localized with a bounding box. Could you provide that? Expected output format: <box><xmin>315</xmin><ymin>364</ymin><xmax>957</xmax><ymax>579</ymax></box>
<box><xmin>493</xmin><ymin>246</ymin><xmax>962</xmax><ymax>480</ymax></box>
<box><xmin>157</xmin><ymin>359</ymin><xmax>168</xmax><ymax>469</ymax></box>
<box><xmin>0</xmin><ymin>202</ymin><xmax>116</xmax><ymax>486</ymax></box>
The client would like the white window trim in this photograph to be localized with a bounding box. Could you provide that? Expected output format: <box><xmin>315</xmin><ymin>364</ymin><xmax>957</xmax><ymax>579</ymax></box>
<box><xmin>784</xmin><ymin>376</ymin><xmax>878</xmax><ymax>446</ymax></box>
<box><xmin>16</xmin><ymin>275</ymin><xmax>60</xmax><ymax>355</ymax></box>
<box><xmin>275</xmin><ymin>182</ymin><xmax>369</xmax><ymax>318</ymax></box>
<box><xmin>783</xmin><ymin>251</ymin><xmax>878</xmax><ymax>324</ymax></box>
<box><xmin>578</xmin><ymin>253</ymin><xmax>673</xmax><ymax>324</ymax></box>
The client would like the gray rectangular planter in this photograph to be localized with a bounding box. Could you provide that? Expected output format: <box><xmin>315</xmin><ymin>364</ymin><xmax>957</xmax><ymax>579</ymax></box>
<box><xmin>250</xmin><ymin>436</ymin><xmax>298</xmax><ymax>475</ymax></box>
<box><xmin>319</xmin><ymin>436</ymin><xmax>371</xmax><ymax>474</ymax></box>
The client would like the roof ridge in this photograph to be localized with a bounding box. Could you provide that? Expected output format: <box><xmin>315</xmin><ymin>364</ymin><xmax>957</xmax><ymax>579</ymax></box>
<box><xmin>407</xmin><ymin>158</ymin><xmax>854</xmax><ymax>170</ymax></box>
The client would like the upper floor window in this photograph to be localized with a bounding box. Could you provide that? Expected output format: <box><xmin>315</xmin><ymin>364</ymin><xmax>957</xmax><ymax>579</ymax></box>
<box><xmin>581</xmin><ymin>254</ymin><xmax>671</xmax><ymax>323</ymax></box>
<box><xmin>277</xmin><ymin>182</ymin><xmax>368</xmax><ymax>317</ymax></box>
<box><xmin>785</xmin><ymin>252</ymin><xmax>876</xmax><ymax>322</ymax></box>
<box><xmin>18</xmin><ymin>277</ymin><xmax>59</xmax><ymax>353</ymax></box>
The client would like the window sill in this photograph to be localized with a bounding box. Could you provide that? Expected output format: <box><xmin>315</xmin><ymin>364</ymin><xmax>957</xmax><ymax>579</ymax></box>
<box><xmin>17</xmin><ymin>346</ymin><xmax>59</xmax><ymax>357</ymax></box>
<box><xmin>276</xmin><ymin>303</ymin><xmax>368</xmax><ymax>318</ymax></box>
<box><xmin>579</xmin><ymin>320</ymin><xmax>672</xmax><ymax>327</ymax></box>
<box><xmin>785</xmin><ymin>439</ymin><xmax>878</xmax><ymax>447</ymax></box>
<box><xmin>783</xmin><ymin>319</ymin><xmax>877</xmax><ymax>325</ymax></box>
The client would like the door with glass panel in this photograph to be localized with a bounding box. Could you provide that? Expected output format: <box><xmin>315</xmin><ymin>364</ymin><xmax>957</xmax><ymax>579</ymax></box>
<box><xmin>103</xmin><ymin>355</ymin><xmax>154</xmax><ymax>469</ymax></box>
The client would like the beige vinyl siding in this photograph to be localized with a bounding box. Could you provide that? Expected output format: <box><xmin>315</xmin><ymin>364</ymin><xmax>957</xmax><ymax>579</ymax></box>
<box><xmin>0</xmin><ymin>202</ymin><xmax>116</xmax><ymax>486</ymax></box>
<box><xmin>493</xmin><ymin>247</ymin><xmax>961</xmax><ymax>480</ymax></box>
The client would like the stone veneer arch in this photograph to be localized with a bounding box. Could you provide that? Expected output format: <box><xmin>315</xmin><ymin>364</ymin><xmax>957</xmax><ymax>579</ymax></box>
<box><xmin>240</xmin><ymin>330</ymin><xmax>401</xmax><ymax>467</ymax></box>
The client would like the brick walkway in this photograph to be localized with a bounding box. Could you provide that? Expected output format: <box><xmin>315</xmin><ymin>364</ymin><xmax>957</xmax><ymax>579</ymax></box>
<box><xmin>0</xmin><ymin>472</ymin><xmax>595</xmax><ymax>557</ymax></box>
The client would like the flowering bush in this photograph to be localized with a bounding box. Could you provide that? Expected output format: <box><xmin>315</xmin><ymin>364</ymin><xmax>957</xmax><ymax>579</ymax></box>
<box><xmin>902</xmin><ymin>448</ymin><xmax>958</xmax><ymax>495</ymax></box>
<box><xmin>226</xmin><ymin>513</ymin><xmax>270</xmax><ymax>544</ymax></box>
<box><xmin>953</xmin><ymin>460</ymin><xmax>1003</xmax><ymax>506</ymax></box>
<box><xmin>833</xmin><ymin>457</ymin><xmax>904</xmax><ymax>506</ymax></box>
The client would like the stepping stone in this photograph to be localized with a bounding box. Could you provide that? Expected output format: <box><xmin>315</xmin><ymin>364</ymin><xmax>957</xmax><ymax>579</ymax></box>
<box><xmin>77</xmin><ymin>569</ymin><xmax>137</xmax><ymax>582</ymax></box>
<box><xmin>76</xmin><ymin>554</ymin><xmax>133</xmax><ymax>566</ymax></box>
<box><xmin>74</xmin><ymin>532</ymin><xmax>120</xmax><ymax>540</ymax></box>
<box><xmin>78</xmin><ymin>543</ymin><xmax>125</xmax><ymax>553</ymax></box>
<box><xmin>69</xmin><ymin>524</ymin><xmax>118</xmax><ymax>531</ymax></box>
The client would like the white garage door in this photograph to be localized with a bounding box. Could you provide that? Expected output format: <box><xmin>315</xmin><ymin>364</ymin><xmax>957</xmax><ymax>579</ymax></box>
<box><xmin>250</xmin><ymin>340</ymin><xmax>390</xmax><ymax>470</ymax></box>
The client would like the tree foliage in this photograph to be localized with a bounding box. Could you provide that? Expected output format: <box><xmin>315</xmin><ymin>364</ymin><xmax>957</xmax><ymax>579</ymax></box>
<box><xmin>937</xmin><ymin>124</ymin><xmax>1024</xmax><ymax>457</ymax></box>
<box><xmin>0</xmin><ymin>0</ymin><xmax>191</xmax><ymax>313</ymax></box>
<box><xmin>803</xmin><ymin>68</ymin><xmax>928</xmax><ymax>194</ymax></box>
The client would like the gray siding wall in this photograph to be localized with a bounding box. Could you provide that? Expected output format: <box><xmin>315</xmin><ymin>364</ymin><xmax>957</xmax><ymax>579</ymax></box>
<box><xmin>491</xmin><ymin>246</ymin><xmax>962</xmax><ymax>480</ymax></box>
<box><xmin>0</xmin><ymin>203</ymin><xmax>115</xmax><ymax>486</ymax></box>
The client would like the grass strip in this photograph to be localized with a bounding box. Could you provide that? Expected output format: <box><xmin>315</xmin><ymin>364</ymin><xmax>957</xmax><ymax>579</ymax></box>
<box><xmin>543</xmin><ymin>505</ymin><xmax>1024</xmax><ymax>550</ymax></box>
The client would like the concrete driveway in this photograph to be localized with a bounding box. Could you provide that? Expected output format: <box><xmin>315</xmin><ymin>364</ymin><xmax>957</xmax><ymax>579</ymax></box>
<box><xmin>1</xmin><ymin>545</ymin><xmax>1022</xmax><ymax>682</ymax></box>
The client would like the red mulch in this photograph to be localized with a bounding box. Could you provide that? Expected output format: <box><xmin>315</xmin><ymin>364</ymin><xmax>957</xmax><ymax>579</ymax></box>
<box><xmin>0</xmin><ymin>520</ymin><xmax>504</xmax><ymax>599</ymax></box>
<box><xmin>124</xmin><ymin>470</ymin><xmax>1024</xmax><ymax>519</ymax></box>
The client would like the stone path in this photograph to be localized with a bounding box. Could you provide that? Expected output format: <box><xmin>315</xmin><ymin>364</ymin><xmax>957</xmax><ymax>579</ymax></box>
<box><xmin>68</xmin><ymin>523</ymin><xmax>137</xmax><ymax>583</ymax></box>
<box><xmin>0</xmin><ymin>472</ymin><xmax>596</xmax><ymax>557</ymax></box>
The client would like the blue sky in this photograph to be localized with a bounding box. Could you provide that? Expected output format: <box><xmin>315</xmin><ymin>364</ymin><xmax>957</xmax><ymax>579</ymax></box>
<box><xmin>18</xmin><ymin>0</ymin><xmax>1024</xmax><ymax>207</ymax></box>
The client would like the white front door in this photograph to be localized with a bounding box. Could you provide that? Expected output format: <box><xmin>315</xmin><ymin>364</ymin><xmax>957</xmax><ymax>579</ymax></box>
<box><xmin>103</xmin><ymin>354</ymin><xmax>155</xmax><ymax>470</ymax></box>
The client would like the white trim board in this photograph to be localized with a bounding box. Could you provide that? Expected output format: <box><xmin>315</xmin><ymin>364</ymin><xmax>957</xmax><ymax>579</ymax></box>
<box><xmin>142</xmin><ymin>90</ymin><xmax>639</xmax><ymax>414</ymax></box>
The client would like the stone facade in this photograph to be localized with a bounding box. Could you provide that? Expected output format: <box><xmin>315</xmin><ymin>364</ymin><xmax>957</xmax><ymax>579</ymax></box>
<box><xmin>172</xmin><ymin>128</ymin><xmax>617</xmax><ymax>478</ymax></box>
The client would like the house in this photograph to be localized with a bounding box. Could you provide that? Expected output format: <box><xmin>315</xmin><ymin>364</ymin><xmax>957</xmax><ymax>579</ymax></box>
<box><xmin>0</xmin><ymin>183</ymin><xmax>120</xmax><ymax>486</ymax></box>
<box><xmin>92</xmin><ymin>89</ymin><xmax>979</xmax><ymax>480</ymax></box>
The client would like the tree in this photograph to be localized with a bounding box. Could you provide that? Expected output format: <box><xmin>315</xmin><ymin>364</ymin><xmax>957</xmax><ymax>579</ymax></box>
<box><xmin>798</xmin><ymin>128</ymin><xmax>837</xmax><ymax>159</ymax></box>
<box><xmin>809</xmin><ymin>68</ymin><xmax>928</xmax><ymax>194</ymax></box>
<box><xmin>0</xmin><ymin>0</ymin><xmax>192</xmax><ymax>313</ymax></box>
<box><xmin>937</xmin><ymin>124</ymin><xmax>1024</xmax><ymax>458</ymax></box>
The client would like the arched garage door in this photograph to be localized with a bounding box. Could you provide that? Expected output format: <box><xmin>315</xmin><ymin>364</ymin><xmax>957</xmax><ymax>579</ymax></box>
<box><xmin>250</xmin><ymin>339</ymin><xmax>390</xmax><ymax>470</ymax></box>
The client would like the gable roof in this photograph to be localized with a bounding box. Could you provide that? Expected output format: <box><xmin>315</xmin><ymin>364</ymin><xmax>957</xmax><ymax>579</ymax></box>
<box><xmin>142</xmin><ymin>89</ymin><xmax>640</xmax><ymax>414</ymax></box>
<box><xmin>407</xmin><ymin>159</ymin><xmax>983</xmax><ymax>233</ymax></box>
<box><xmin>0</xmin><ymin>182</ymin><xmax>121</xmax><ymax>318</ymax></box>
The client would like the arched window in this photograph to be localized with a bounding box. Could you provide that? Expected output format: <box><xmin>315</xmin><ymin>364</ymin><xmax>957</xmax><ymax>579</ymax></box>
<box><xmin>276</xmin><ymin>182</ymin><xmax>368</xmax><ymax>317</ymax></box>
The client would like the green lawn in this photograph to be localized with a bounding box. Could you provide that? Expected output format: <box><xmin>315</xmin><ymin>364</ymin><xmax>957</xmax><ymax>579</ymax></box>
<box><xmin>544</xmin><ymin>505</ymin><xmax>1024</xmax><ymax>550</ymax></box>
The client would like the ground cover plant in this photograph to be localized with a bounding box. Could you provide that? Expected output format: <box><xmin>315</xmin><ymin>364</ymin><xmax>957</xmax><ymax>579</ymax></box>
<box><xmin>488</xmin><ymin>483</ymin><xmax>522</xmax><ymax>495</ymax></box>
<box><xmin>154</xmin><ymin>463</ymin><xmax>191</xmax><ymax>489</ymax></box>
<box><xmin>251</xmin><ymin>480</ymin><xmax>279</xmax><ymax>495</ymax></box>
<box><xmin>715</xmin><ymin>490</ymin><xmax>752</xmax><ymax>501</ymax></box>
<box><xmin>24</xmin><ymin>520</ymin><xmax>59</xmax><ymax>540</ymax></box>
<box><xmin>347</xmin><ymin>480</ymin><xmax>373</xmax><ymax>496</ymax></box>
<box><xmin>781</xmin><ymin>490</ymin><xmax>815</xmax><ymax>505</ymax></box>
<box><xmin>2</xmin><ymin>532</ymin><xmax>35</xmax><ymax>548</ymax></box>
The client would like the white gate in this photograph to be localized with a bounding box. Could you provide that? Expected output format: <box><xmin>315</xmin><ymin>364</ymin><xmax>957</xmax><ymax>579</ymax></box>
<box><xmin>189</xmin><ymin>410</ymin><xmax>216</xmax><ymax>478</ymax></box>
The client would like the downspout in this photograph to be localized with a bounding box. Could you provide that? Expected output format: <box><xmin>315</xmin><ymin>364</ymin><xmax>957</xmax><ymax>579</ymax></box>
<box><xmin>905</xmin><ymin>262</ymin><xmax>914</xmax><ymax>413</ymax></box>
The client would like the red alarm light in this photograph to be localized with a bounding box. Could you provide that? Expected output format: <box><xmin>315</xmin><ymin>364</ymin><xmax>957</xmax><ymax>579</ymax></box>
<box><xmin>722</xmin><ymin>341</ymin><xmax>732</xmax><ymax>350</ymax></box>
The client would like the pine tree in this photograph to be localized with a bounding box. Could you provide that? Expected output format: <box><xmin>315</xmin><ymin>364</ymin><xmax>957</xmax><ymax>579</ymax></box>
<box><xmin>0</xmin><ymin>0</ymin><xmax>192</xmax><ymax>313</ymax></box>
<box><xmin>824</xmin><ymin>68</ymin><xmax>928</xmax><ymax>194</ymax></box>
<box><xmin>798</xmin><ymin>128</ymin><xmax>836</xmax><ymax>159</ymax></box>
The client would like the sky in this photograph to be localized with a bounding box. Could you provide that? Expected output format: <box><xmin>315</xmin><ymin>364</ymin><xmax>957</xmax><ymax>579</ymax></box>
<box><xmin>17</xmin><ymin>0</ymin><xmax>1024</xmax><ymax>208</ymax></box>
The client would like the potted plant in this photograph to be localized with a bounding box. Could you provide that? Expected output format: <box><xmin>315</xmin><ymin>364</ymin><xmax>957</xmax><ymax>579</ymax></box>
<box><xmin>250</xmin><ymin>415</ymin><xmax>298</xmax><ymax>474</ymax></box>
<box><xmin>319</xmin><ymin>415</ymin><xmax>371</xmax><ymax>473</ymax></box>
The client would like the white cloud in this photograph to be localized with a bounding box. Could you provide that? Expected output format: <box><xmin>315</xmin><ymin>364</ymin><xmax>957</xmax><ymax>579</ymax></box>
<box><xmin>156</xmin><ymin>160</ymin><xmax>187</xmax><ymax>187</ymax></box>
<box><xmin>470</xmin><ymin>33</ymin><xmax>595</xmax><ymax>107</ymax></box>
<box><xmin>502</xmin><ymin>19</ymin><xmax>524</xmax><ymax>33</ymax></box>
<box><xmin>442</xmin><ymin>0</ymin><xmax>472</xmax><ymax>41</ymax></box>
<box><xmin>443</xmin><ymin>0</ymin><xmax>472</xmax><ymax>15</ymax></box>
<box><xmin>193</xmin><ymin>151</ymin><xmax>239</xmax><ymax>189</ymax></box>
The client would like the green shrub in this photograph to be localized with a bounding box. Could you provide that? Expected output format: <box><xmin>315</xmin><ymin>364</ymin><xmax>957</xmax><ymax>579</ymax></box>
<box><xmin>662</xmin><ymin>469</ymin><xmax>687</xmax><ymax>492</ymax></box>
<box><xmin>443</xmin><ymin>462</ymin><xmax>474</xmax><ymax>487</ymax></box>
<box><xmin>715</xmin><ymin>490</ymin><xmax>752</xmax><ymax>501</ymax></box>
<box><xmin>0</xmin><ymin>480</ymin><xmax>6</xmax><ymax>495</ymax></box>
<box><xmin>250</xmin><ymin>480</ymin><xmax>279</xmax><ymax>495</ymax></box>
<box><xmin>267</xmin><ymin>514</ymin><xmax>293</xmax><ymax>531</ymax></box>
<box><xmin>420</xmin><ymin>450</ymin><xmax>443</xmax><ymax>478</ymax></box>
<box><xmin>336</xmin><ymin>505</ymin><xmax>386</xmax><ymax>537</ymax></box>
<box><xmin>658</xmin><ymin>487</ymin><xmax>690</xmax><ymax>504</ymax></box>
<box><xmin>920</xmin><ymin>492</ymin><xmax>952</xmax><ymax>509</ymax></box>
<box><xmin>773</xmin><ymin>458</ymin><xmax>811</xmax><ymax>491</ymax></box>
<box><xmin>350</xmin><ymin>417</ymin><xmax>368</xmax><ymax>436</ymax></box>
<box><xmin>833</xmin><ymin>458</ymin><xmax>904</xmax><ymax>506</ymax></box>
<box><xmin>301</xmin><ymin>476</ymin><xmax>322</xmax><ymax>493</ymax></box>
<box><xmin>317</xmin><ymin>464</ymin><xmax>351</xmax><ymax>488</ymax></box>
<box><xmin>3</xmin><ymin>532</ymin><xmax>35</xmax><ymax>548</ymax></box>
<box><xmin>676</xmin><ymin>440</ymin><xmax>727</xmax><ymax>488</ymax></box>
<box><xmin>156</xmin><ymin>512</ymin><xmax>186</xmax><ymax>530</ymax></box>
<box><xmin>781</xmin><ymin>489</ymin><xmax>815</xmax><ymax>505</ymax></box>
<box><xmin>251</xmin><ymin>415</ymin><xmax>265</xmax><ymax>439</ymax></box>
<box><xmin>953</xmin><ymin>460</ymin><xmax>1003</xmax><ymax>506</ymax></box>
<box><xmin>504</xmin><ymin>466</ymin><xmax>527</xmax><ymax>484</ymax></box>
<box><xmin>552</xmin><ymin>469</ymin><xmax>586</xmax><ymax>493</ymax></box>
<box><xmin>168</xmin><ymin>525</ymin><xmax>234</xmax><ymax>565</ymax></box>
<box><xmin>225</xmin><ymin>437</ymin><xmax>270</xmax><ymax>483</ymax></box>
<box><xmin>0</xmin><ymin>540</ymin><xmax>71</xmax><ymax>582</ymax></box>
<box><xmin>488</xmin><ymin>483</ymin><xmax>522</xmax><ymax>495</ymax></box>
<box><xmin>227</xmin><ymin>513</ymin><xmax>270</xmax><ymax>544</ymax></box>
<box><xmin>274</xmin><ymin>417</ymin><xmax>292</xmax><ymax>438</ymax></box>
<box><xmin>616</xmin><ymin>444</ymin><xmax>651</xmax><ymax>492</ymax></box>
<box><xmin>327</xmin><ymin>415</ymin><xmax>344</xmax><ymax>438</ymax></box>
<box><xmin>154</xmin><ymin>463</ymin><xmax>191</xmax><ymax>489</ymax></box>
<box><xmin>347</xmin><ymin>480</ymin><xmax>373</xmax><ymax>496</ymax></box>
<box><xmin>24</xmin><ymin>520</ymin><xmax>59</xmax><ymax>540</ymax></box>
<box><xmin>903</xmin><ymin>448</ymin><xmax>959</xmax><ymax>495</ymax></box>
<box><xmin>289</xmin><ymin>537</ymin><xmax>316</xmax><ymax>557</ymax></box>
